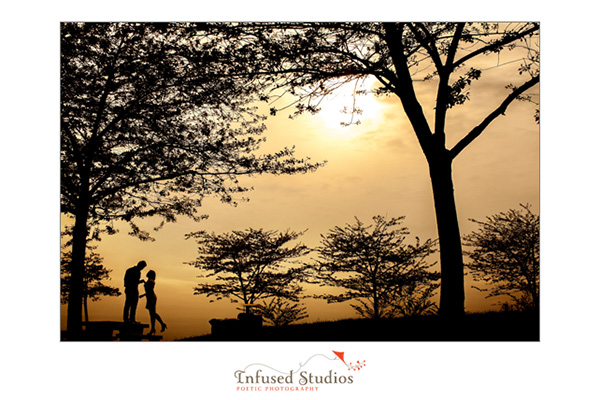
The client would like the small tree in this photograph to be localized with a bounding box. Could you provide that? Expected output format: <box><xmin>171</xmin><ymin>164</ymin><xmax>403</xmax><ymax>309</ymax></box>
<box><xmin>312</xmin><ymin>215</ymin><xmax>439</xmax><ymax>319</ymax></box>
<box><xmin>463</xmin><ymin>204</ymin><xmax>539</xmax><ymax>311</ymax></box>
<box><xmin>61</xmin><ymin>248</ymin><xmax>121</xmax><ymax>323</ymax></box>
<box><xmin>259</xmin><ymin>297</ymin><xmax>309</xmax><ymax>326</ymax></box>
<box><xmin>186</xmin><ymin>228</ymin><xmax>310</xmax><ymax>312</ymax></box>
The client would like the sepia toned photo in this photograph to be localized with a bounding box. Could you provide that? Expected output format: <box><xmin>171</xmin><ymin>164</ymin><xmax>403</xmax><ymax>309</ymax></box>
<box><xmin>60</xmin><ymin>22</ymin><xmax>539</xmax><ymax>342</ymax></box>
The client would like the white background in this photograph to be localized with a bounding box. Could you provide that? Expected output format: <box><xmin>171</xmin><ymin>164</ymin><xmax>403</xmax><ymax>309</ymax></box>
<box><xmin>2</xmin><ymin>2</ymin><xmax>598</xmax><ymax>399</ymax></box>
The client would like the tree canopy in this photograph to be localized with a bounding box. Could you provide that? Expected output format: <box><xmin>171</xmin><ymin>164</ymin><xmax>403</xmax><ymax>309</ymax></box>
<box><xmin>186</xmin><ymin>228</ymin><xmax>310</xmax><ymax>309</ymax></box>
<box><xmin>311</xmin><ymin>215</ymin><xmax>439</xmax><ymax>319</ymax></box>
<box><xmin>464</xmin><ymin>204</ymin><xmax>540</xmax><ymax>310</ymax></box>
<box><xmin>61</xmin><ymin>22</ymin><xmax>320</xmax><ymax>240</ymax></box>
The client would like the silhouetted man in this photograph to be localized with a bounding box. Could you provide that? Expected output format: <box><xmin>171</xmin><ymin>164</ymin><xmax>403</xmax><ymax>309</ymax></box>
<box><xmin>123</xmin><ymin>261</ymin><xmax>147</xmax><ymax>323</ymax></box>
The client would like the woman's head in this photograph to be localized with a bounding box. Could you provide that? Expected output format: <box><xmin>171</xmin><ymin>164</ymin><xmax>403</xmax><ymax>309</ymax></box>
<box><xmin>146</xmin><ymin>270</ymin><xmax>156</xmax><ymax>280</ymax></box>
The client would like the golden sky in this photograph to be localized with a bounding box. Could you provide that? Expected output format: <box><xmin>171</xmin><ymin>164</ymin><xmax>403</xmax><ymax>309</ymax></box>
<box><xmin>60</xmin><ymin>64</ymin><xmax>539</xmax><ymax>340</ymax></box>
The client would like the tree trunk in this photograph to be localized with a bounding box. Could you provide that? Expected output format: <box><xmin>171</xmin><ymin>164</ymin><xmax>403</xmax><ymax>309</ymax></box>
<box><xmin>83</xmin><ymin>292</ymin><xmax>89</xmax><ymax>323</ymax></box>
<box><xmin>373</xmin><ymin>293</ymin><xmax>380</xmax><ymax>320</ymax></box>
<box><xmin>427</xmin><ymin>151</ymin><xmax>465</xmax><ymax>318</ymax></box>
<box><xmin>82</xmin><ymin>271</ymin><xmax>89</xmax><ymax>323</ymax></box>
<box><xmin>372</xmin><ymin>275</ymin><xmax>380</xmax><ymax>319</ymax></box>
<box><xmin>66</xmin><ymin>198</ymin><xmax>90</xmax><ymax>340</ymax></box>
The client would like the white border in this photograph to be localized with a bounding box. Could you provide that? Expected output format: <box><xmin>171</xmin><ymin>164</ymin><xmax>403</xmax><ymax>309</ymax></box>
<box><xmin>3</xmin><ymin>2</ymin><xmax>598</xmax><ymax>398</ymax></box>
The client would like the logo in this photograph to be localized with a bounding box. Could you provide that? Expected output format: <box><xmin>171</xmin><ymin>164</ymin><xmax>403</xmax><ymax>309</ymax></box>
<box><xmin>234</xmin><ymin>350</ymin><xmax>366</xmax><ymax>392</ymax></box>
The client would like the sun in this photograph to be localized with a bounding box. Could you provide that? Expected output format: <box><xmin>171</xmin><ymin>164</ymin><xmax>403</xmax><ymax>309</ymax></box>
<box><xmin>314</xmin><ymin>76</ymin><xmax>385</xmax><ymax>136</ymax></box>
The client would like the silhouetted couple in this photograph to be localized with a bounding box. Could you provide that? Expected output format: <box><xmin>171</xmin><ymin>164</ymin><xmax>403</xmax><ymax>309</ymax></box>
<box><xmin>123</xmin><ymin>261</ymin><xmax>167</xmax><ymax>334</ymax></box>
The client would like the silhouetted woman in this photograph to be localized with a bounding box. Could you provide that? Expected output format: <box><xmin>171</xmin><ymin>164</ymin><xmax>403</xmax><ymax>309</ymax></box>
<box><xmin>140</xmin><ymin>270</ymin><xmax>167</xmax><ymax>334</ymax></box>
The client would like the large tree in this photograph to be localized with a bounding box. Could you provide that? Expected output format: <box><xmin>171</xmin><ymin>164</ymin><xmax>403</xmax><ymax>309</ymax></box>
<box><xmin>185</xmin><ymin>228</ymin><xmax>310</xmax><ymax>310</ymax></box>
<box><xmin>312</xmin><ymin>215</ymin><xmax>439</xmax><ymax>319</ymax></box>
<box><xmin>464</xmin><ymin>204</ymin><xmax>539</xmax><ymax>311</ymax></box>
<box><xmin>61</xmin><ymin>23</ymin><xmax>321</xmax><ymax>338</ymax></box>
<box><xmin>218</xmin><ymin>22</ymin><xmax>539</xmax><ymax>318</ymax></box>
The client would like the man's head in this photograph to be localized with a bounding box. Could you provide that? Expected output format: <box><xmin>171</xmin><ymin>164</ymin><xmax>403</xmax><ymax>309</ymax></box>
<box><xmin>137</xmin><ymin>260</ymin><xmax>147</xmax><ymax>269</ymax></box>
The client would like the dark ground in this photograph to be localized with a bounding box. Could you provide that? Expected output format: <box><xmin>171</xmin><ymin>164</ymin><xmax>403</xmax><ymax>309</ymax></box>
<box><xmin>178</xmin><ymin>310</ymin><xmax>539</xmax><ymax>341</ymax></box>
